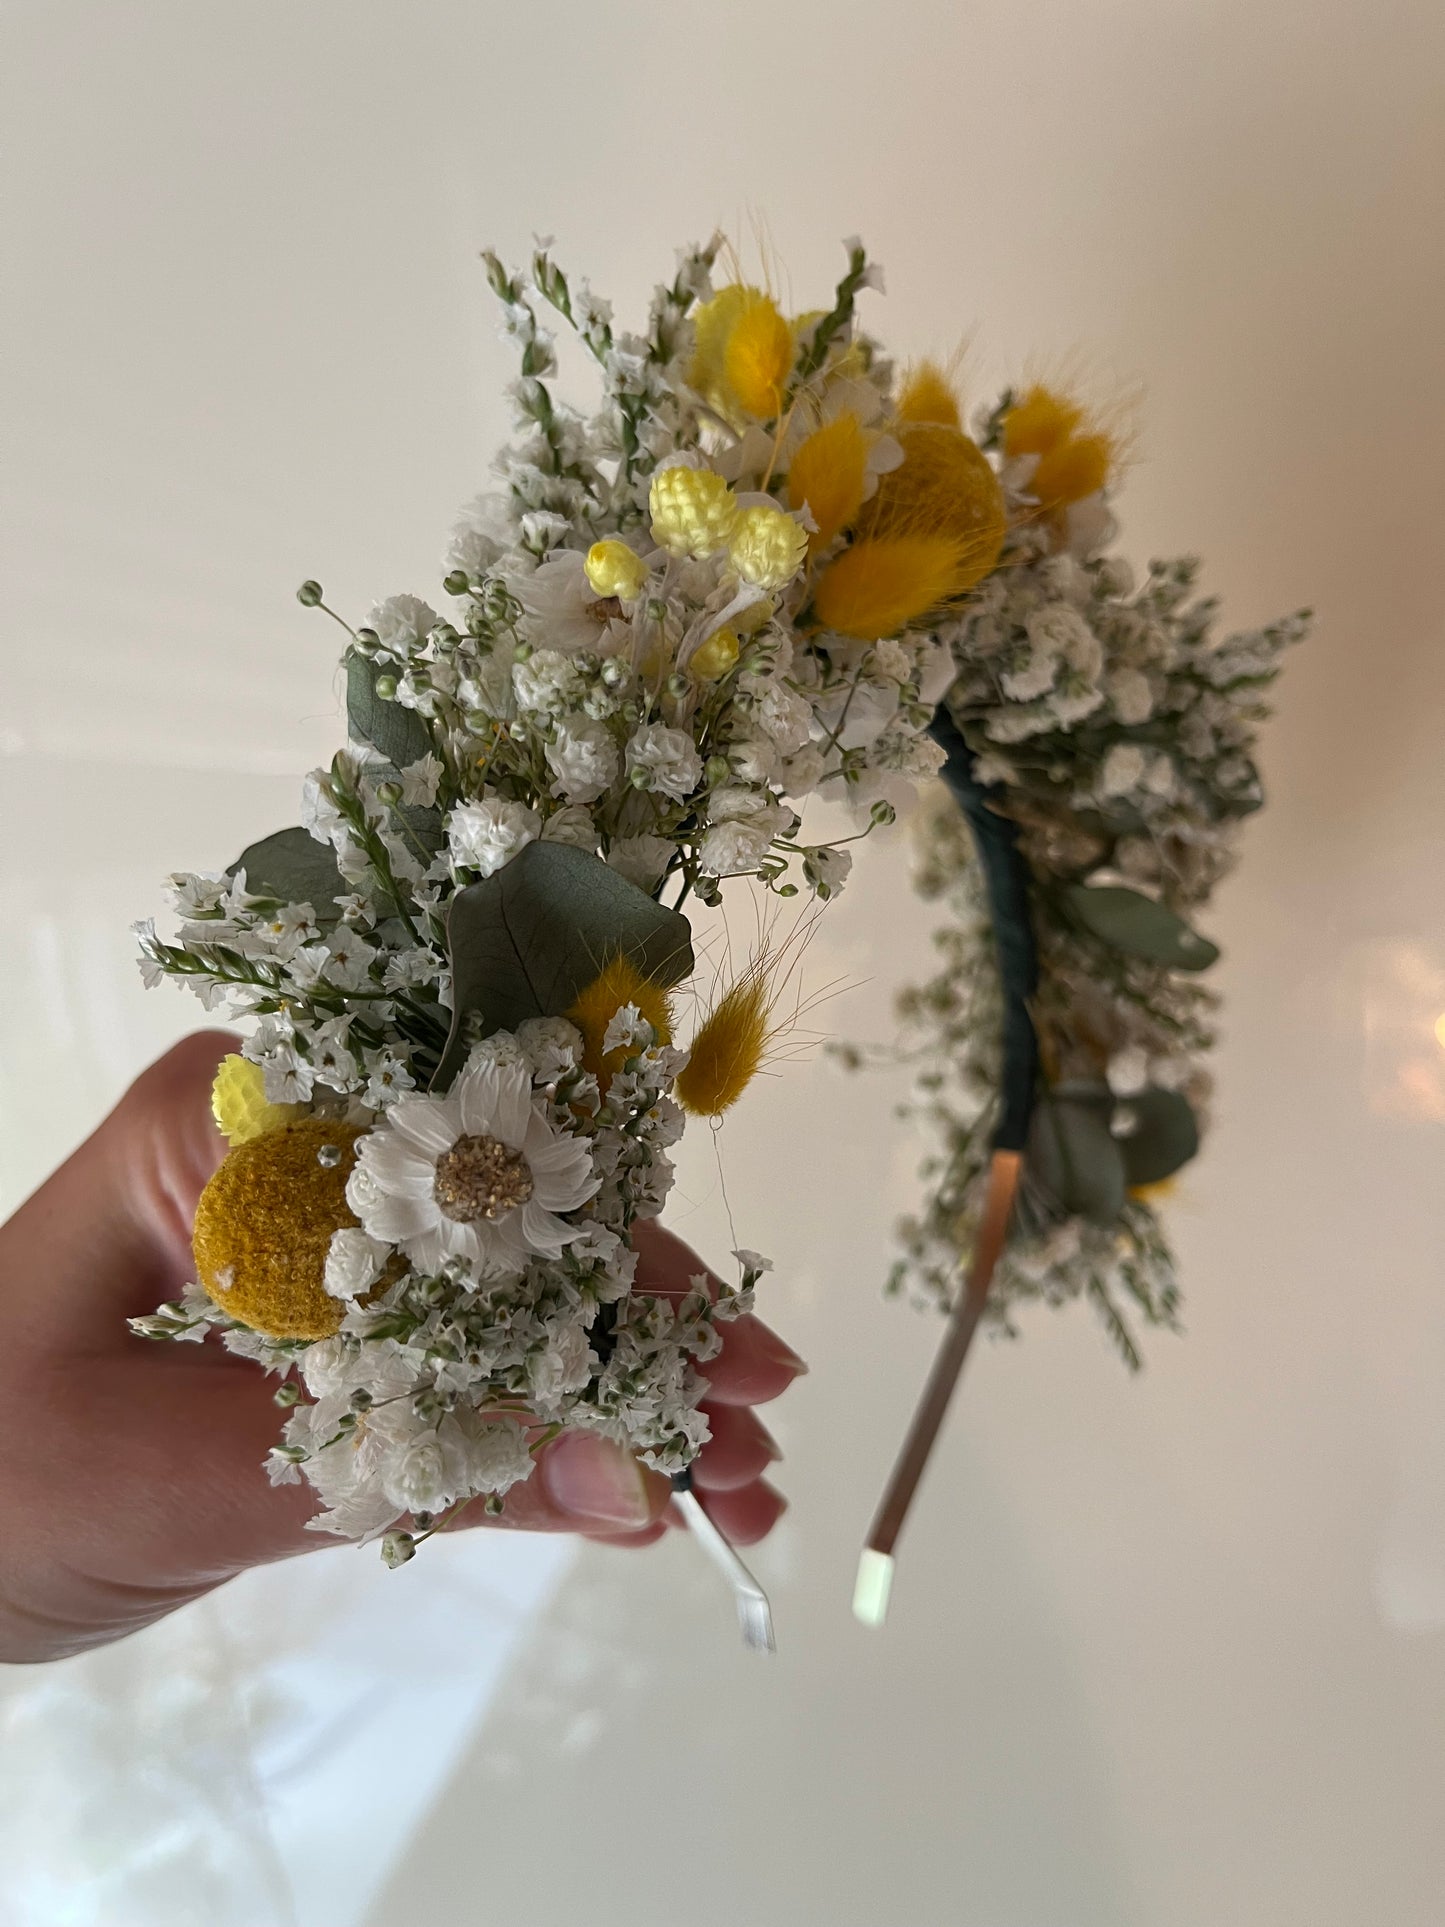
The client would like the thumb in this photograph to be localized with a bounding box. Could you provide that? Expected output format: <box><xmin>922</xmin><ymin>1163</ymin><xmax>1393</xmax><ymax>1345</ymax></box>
<box><xmin>3</xmin><ymin>1030</ymin><xmax>236</xmax><ymax>1344</ymax></box>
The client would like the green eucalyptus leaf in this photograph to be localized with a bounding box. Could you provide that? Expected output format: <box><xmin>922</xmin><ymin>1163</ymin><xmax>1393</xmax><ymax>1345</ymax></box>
<box><xmin>1027</xmin><ymin>1086</ymin><xmax>1127</xmax><ymax>1226</ymax></box>
<box><xmin>1062</xmin><ymin>883</ymin><xmax>1220</xmax><ymax>972</ymax></box>
<box><xmin>432</xmin><ymin>841</ymin><xmax>694</xmax><ymax>1091</ymax></box>
<box><xmin>347</xmin><ymin>651</ymin><xmax>435</xmax><ymax>772</ymax></box>
<box><xmin>1114</xmin><ymin>1087</ymin><xmax>1200</xmax><ymax>1187</ymax></box>
<box><xmin>228</xmin><ymin>827</ymin><xmax>344</xmax><ymax>922</ymax></box>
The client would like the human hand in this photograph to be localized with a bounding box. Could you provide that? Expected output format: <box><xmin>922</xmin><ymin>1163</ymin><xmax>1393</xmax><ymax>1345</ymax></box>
<box><xmin>0</xmin><ymin>1032</ymin><xmax>803</xmax><ymax>1663</ymax></box>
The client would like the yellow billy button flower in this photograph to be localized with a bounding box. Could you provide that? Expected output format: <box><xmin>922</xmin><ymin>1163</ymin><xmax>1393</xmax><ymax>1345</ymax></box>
<box><xmin>727</xmin><ymin>504</ymin><xmax>808</xmax><ymax>591</ymax></box>
<box><xmin>566</xmin><ymin>955</ymin><xmax>674</xmax><ymax>1086</ymax></box>
<box><xmin>192</xmin><ymin>1120</ymin><xmax>367</xmax><ymax>1340</ymax></box>
<box><xmin>691</xmin><ymin>627</ymin><xmax>741</xmax><ymax>681</ymax></box>
<box><xmin>584</xmin><ymin>539</ymin><xmax>649</xmax><ymax>601</ymax></box>
<box><xmin>648</xmin><ymin>464</ymin><xmax>740</xmax><ymax>559</ymax></box>
<box><xmin>210</xmin><ymin>1052</ymin><xmax>305</xmax><ymax>1147</ymax></box>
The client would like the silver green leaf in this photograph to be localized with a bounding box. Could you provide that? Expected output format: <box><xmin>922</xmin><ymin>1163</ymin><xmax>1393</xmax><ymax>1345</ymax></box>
<box><xmin>1114</xmin><ymin>1087</ymin><xmax>1200</xmax><ymax>1187</ymax></box>
<box><xmin>1027</xmin><ymin>1082</ymin><xmax>1127</xmax><ymax>1226</ymax></box>
<box><xmin>346</xmin><ymin>651</ymin><xmax>435</xmax><ymax>771</ymax></box>
<box><xmin>1062</xmin><ymin>884</ymin><xmax>1220</xmax><ymax>972</ymax></box>
<box><xmin>432</xmin><ymin>841</ymin><xmax>694</xmax><ymax>1091</ymax></box>
<box><xmin>227</xmin><ymin>827</ymin><xmax>344</xmax><ymax>923</ymax></box>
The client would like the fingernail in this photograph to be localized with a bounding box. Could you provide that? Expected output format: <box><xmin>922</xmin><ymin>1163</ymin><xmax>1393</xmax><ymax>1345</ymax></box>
<box><xmin>759</xmin><ymin>1329</ymin><xmax>809</xmax><ymax>1377</ymax></box>
<box><xmin>756</xmin><ymin>1419</ymin><xmax>784</xmax><ymax>1463</ymax></box>
<box><xmin>543</xmin><ymin>1432</ymin><xmax>655</xmax><ymax>1530</ymax></box>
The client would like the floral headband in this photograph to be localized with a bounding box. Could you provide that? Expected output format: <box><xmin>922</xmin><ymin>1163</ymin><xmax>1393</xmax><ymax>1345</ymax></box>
<box><xmin>132</xmin><ymin>234</ymin><xmax>1304</xmax><ymax>1645</ymax></box>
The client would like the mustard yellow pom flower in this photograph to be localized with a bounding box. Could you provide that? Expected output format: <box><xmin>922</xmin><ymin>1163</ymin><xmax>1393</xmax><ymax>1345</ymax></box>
<box><xmin>691</xmin><ymin>628</ymin><xmax>741</xmax><ymax>682</ymax></box>
<box><xmin>192</xmin><ymin>1120</ymin><xmax>366</xmax><ymax>1339</ymax></box>
<box><xmin>857</xmin><ymin>422</ymin><xmax>1005</xmax><ymax>592</ymax></box>
<box><xmin>211</xmin><ymin>1053</ymin><xmax>306</xmax><ymax>1147</ymax></box>
<box><xmin>584</xmin><ymin>539</ymin><xmax>649</xmax><ymax>601</ymax></box>
<box><xmin>813</xmin><ymin>534</ymin><xmax>975</xmax><ymax>641</ymax></box>
<box><xmin>567</xmin><ymin>955</ymin><xmax>674</xmax><ymax>1085</ymax></box>
<box><xmin>727</xmin><ymin>504</ymin><xmax>808</xmax><ymax>591</ymax></box>
<box><xmin>648</xmin><ymin>465</ymin><xmax>740</xmax><ymax>559</ymax></box>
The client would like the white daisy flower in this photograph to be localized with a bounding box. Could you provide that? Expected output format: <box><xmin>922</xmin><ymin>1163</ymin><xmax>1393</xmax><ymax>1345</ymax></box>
<box><xmin>346</xmin><ymin>1047</ymin><xmax>598</xmax><ymax>1274</ymax></box>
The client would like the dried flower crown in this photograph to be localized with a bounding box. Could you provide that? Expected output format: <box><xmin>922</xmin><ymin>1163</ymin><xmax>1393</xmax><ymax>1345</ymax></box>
<box><xmin>131</xmin><ymin>232</ymin><xmax>1304</xmax><ymax>1637</ymax></box>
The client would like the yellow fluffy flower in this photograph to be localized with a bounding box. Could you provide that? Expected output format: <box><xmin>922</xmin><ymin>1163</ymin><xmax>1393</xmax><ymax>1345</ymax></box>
<box><xmin>567</xmin><ymin>955</ymin><xmax>674</xmax><ymax>1085</ymax></box>
<box><xmin>787</xmin><ymin>413</ymin><xmax>869</xmax><ymax>552</ymax></box>
<box><xmin>690</xmin><ymin>284</ymin><xmax>795</xmax><ymax>423</ymax></box>
<box><xmin>648</xmin><ymin>465</ymin><xmax>739</xmax><ymax>559</ymax></box>
<box><xmin>676</xmin><ymin>973</ymin><xmax>773</xmax><ymax>1117</ymax></box>
<box><xmin>210</xmin><ymin>1053</ymin><xmax>305</xmax><ymax>1147</ymax></box>
<box><xmin>722</xmin><ymin>291</ymin><xmax>794</xmax><ymax>420</ymax></box>
<box><xmin>727</xmin><ymin>504</ymin><xmax>808</xmax><ymax>590</ymax></box>
<box><xmin>897</xmin><ymin>361</ymin><xmax>962</xmax><ymax>430</ymax></box>
<box><xmin>192</xmin><ymin>1120</ymin><xmax>365</xmax><ymax>1339</ymax></box>
<box><xmin>1002</xmin><ymin>385</ymin><xmax>1117</xmax><ymax>508</ymax></box>
<box><xmin>1029</xmin><ymin>431</ymin><xmax>1114</xmax><ymax>509</ymax></box>
<box><xmin>813</xmin><ymin>534</ymin><xmax>977</xmax><ymax>641</ymax></box>
<box><xmin>584</xmin><ymin>539</ymin><xmax>649</xmax><ymax>600</ymax></box>
<box><xmin>1001</xmin><ymin>385</ymin><xmax>1084</xmax><ymax>458</ymax></box>
<box><xmin>856</xmin><ymin>422</ymin><xmax>1005</xmax><ymax>591</ymax></box>
<box><xmin>691</xmin><ymin>628</ymin><xmax>741</xmax><ymax>681</ymax></box>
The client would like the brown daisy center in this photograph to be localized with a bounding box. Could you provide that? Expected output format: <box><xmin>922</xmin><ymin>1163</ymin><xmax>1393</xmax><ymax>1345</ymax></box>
<box><xmin>433</xmin><ymin>1134</ymin><xmax>534</xmax><ymax>1223</ymax></box>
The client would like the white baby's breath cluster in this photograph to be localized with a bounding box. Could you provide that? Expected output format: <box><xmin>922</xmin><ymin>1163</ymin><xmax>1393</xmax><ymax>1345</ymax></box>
<box><xmin>132</xmin><ymin>231</ymin><xmax>952</xmax><ymax>1553</ymax></box>
<box><xmin>880</xmin><ymin>453</ymin><xmax>1305</xmax><ymax>1362</ymax></box>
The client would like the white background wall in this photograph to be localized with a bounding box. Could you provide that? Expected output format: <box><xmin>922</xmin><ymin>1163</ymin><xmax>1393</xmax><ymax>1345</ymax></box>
<box><xmin>3</xmin><ymin>3</ymin><xmax>1444</xmax><ymax>1923</ymax></box>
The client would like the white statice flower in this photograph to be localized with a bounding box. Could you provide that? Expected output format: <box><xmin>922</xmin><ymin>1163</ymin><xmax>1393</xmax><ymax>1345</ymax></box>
<box><xmin>699</xmin><ymin>818</ymin><xmax>774</xmax><ymax>876</ymax></box>
<box><xmin>398</xmin><ymin>753</ymin><xmax>444</xmax><ymax>807</ymax></box>
<box><xmin>447</xmin><ymin>798</ymin><xmax>541</xmax><ymax>877</ymax></box>
<box><xmin>546</xmin><ymin>716</ymin><xmax>619</xmax><ymax>804</ymax></box>
<box><xmin>363</xmin><ymin>1050</ymin><xmax>416</xmax><ymax>1108</ymax></box>
<box><xmin>529</xmin><ymin>1321</ymin><xmax>594</xmax><ymax>1407</ymax></box>
<box><xmin>726</xmin><ymin>736</ymin><xmax>779</xmax><ymax>784</ymax></box>
<box><xmin>323</xmin><ymin>1227</ymin><xmax>392</xmax><ymax>1301</ymax></box>
<box><xmin>1106</xmin><ymin>667</ymin><xmax>1154</xmax><ymax>725</ymax></box>
<box><xmin>802</xmin><ymin>845</ymin><xmax>853</xmax><ymax>899</ymax></box>
<box><xmin>626</xmin><ymin>723</ymin><xmax>703</xmax><ymax>801</ymax></box>
<box><xmin>445</xmin><ymin>492</ymin><xmax>511</xmax><ymax>580</ymax></box>
<box><xmin>779</xmin><ymin>744</ymin><xmax>827</xmax><ymax>796</ymax></box>
<box><xmin>309</xmin><ymin>1015</ymin><xmax>361</xmax><ymax>1089</ymax></box>
<box><xmin>347</xmin><ymin>1044</ymin><xmax>598</xmax><ymax>1273</ymax></box>
<box><xmin>606</xmin><ymin>834</ymin><xmax>674</xmax><ymax>893</ymax></box>
<box><xmin>366</xmin><ymin>595</ymin><xmax>438</xmax><ymax>658</ymax></box>
<box><xmin>540</xmin><ymin>804</ymin><xmax>600</xmax><ymax>852</ymax></box>
<box><xmin>515</xmin><ymin>1015</ymin><xmax>583</xmax><ymax>1080</ymax></box>
<box><xmin>513</xmin><ymin>647</ymin><xmax>584</xmax><ymax>717</ymax></box>
<box><xmin>300</xmin><ymin>770</ymin><xmax>347</xmax><ymax>849</ymax></box>
<box><xmin>1099</xmin><ymin>741</ymin><xmax>1148</xmax><ymax>798</ymax></box>
<box><xmin>751</xmin><ymin>679</ymin><xmax>814</xmax><ymax>755</ymax></box>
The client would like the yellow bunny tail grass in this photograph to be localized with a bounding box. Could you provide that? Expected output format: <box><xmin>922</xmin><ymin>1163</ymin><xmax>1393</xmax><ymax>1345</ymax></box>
<box><xmin>723</xmin><ymin>290</ymin><xmax>795</xmax><ymax>420</ymax></box>
<box><xmin>813</xmin><ymin>533</ymin><xmax>977</xmax><ymax>641</ymax></box>
<box><xmin>676</xmin><ymin>973</ymin><xmax>772</xmax><ymax>1118</ymax></box>
<box><xmin>787</xmin><ymin>412</ymin><xmax>869</xmax><ymax>551</ymax></box>
<box><xmin>567</xmin><ymin>954</ymin><xmax>675</xmax><ymax>1084</ymax></box>
<box><xmin>897</xmin><ymin>361</ymin><xmax>962</xmax><ymax>430</ymax></box>
<box><xmin>856</xmin><ymin>422</ymin><xmax>1006</xmax><ymax>590</ymax></box>
<box><xmin>1028</xmin><ymin>430</ymin><xmax>1116</xmax><ymax>509</ymax></box>
<box><xmin>689</xmin><ymin>283</ymin><xmax>753</xmax><ymax>403</ymax></box>
<box><xmin>1001</xmin><ymin>384</ymin><xmax>1084</xmax><ymax>458</ymax></box>
<box><xmin>211</xmin><ymin>1053</ymin><xmax>306</xmax><ymax>1147</ymax></box>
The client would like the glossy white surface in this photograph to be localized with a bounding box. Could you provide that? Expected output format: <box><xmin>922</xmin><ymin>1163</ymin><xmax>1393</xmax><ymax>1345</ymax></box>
<box><xmin>3</xmin><ymin>3</ymin><xmax>1444</xmax><ymax>1922</ymax></box>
